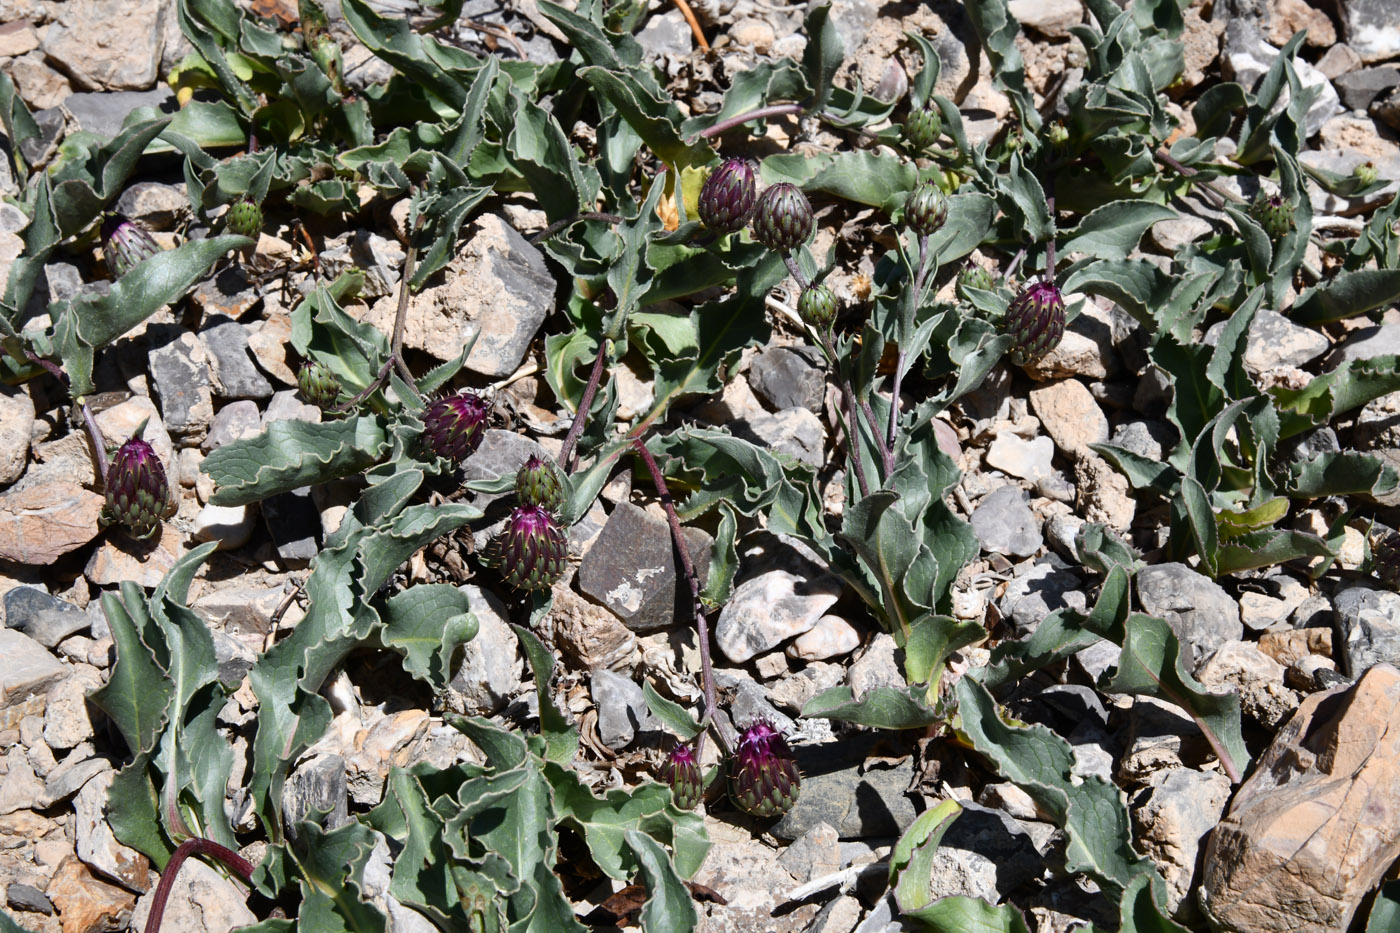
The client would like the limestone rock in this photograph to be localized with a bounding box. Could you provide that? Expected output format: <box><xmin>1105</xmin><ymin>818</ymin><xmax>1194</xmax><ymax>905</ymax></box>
<box><xmin>362</xmin><ymin>215</ymin><xmax>553</xmax><ymax>378</ymax></box>
<box><xmin>1029</xmin><ymin>379</ymin><xmax>1108</xmax><ymax>459</ymax></box>
<box><xmin>1133</xmin><ymin>768</ymin><xmax>1233</xmax><ymax>919</ymax></box>
<box><xmin>41</xmin><ymin>0</ymin><xmax>165</xmax><ymax>90</ymax></box>
<box><xmin>45</xmin><ymin>857</ymin><xmax>136</xmax><ymax>933</ymax></box>
<box><xmin>0</xmin><ymin>480</ymin><xmax>104</xmax><ymax>564</ymax></box>
<box><xmin>715</xmin><ymin>568</ymin><xmax>843</xmax><ymax>663</ymax></box>
<box><xmin>1201</xmin><ymin>664</ymin><xmax>1400</xmax><ymax>932</ymax></box>
<box><xmin>578</xmin><ymin>502</ymin><xmax>712</xmax><ymax>632</ymax></box>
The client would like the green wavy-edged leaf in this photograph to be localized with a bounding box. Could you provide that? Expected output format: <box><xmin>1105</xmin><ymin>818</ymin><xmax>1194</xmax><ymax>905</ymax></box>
<box><xmin>205</xmin><ymin>416</ymin><xmax>389</xmax><ymax>506</ymax></box>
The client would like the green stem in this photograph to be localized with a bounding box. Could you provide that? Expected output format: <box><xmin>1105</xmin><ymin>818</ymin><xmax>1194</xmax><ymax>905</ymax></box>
<box><xmin>887</xmin><ymin>233</ymin><xmax>930</xmax><ymax>450</ymax></box>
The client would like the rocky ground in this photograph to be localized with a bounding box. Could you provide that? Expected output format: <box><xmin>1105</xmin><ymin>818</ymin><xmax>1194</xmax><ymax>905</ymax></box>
<box><xmin>3</xmin><ymin>0</ymin><xmax>1400</xmax><ymax>931</ymax></box>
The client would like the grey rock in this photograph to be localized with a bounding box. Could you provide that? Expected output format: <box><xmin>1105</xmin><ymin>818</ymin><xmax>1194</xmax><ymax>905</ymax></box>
<box><xmin>149</xmin><ymin>329</ymin><xmax>214</xmax><ymax>436</ymax></box>
<box><xmin>1292</xmin><ymin>594</ymin><xmax>1333</xmax><ymax>629</ymax></box>
<box><xmin>997</xmin><ymin>557</ymin><xmax>1086</xmax><ymax>634</ymax></box>
<box><xmin>74</xmin><ymin>768</ymin><xmax>148</xmax><ymax>891</ymax></box>
<box><xmin>0</xmin><ymin>384</ymin><xmax>35</xmax><ymax>485</ymax></box>
<box><xmin>591</xmin><ymin>668</ymin><xmax>658</xmax><ymax>749</ymax></box>
<box><xmin>1136</xmin><ymin>563</ymin><xmax>1243</xmax><ymax>668</ymax></box>
<box><xmin>43</xmin><ymin>668</ymin><xmax>99</xmax><ymax>750</ymax></box>
<box><xmin>1240</xmin><ymin>309</ymin><xmax>1330</xmax><ymax>372</ymax></box>
<box><xmin>1198</xmin><ymin>641</ymin><xmax>1299</xmax><ymax>730</ymax></box>
<box><xmin>41</xmin><ymin>0</ymin><xmax>166</xmax><ymax>91</ymax></box>
<box><xmin>211</xmin><ymin>631</ymin><xmax>255</xmax><ymax>688</ymax></box>
<box><xmin>1280</xmin><ymin>426</ymin><xmax>1340</xmax><ymax>468</ymax></box>
<box><xmin>261</xmin><ymin>487</ymin><xmax>320</xmax><ymax>564</ymax></box>
<box><xmin>447</xmin><ymin>586</ymin><xmax>522</xmax><ymax>715</ymax></box>
<box><xmin>847</xmin><ymin>633</ymin><xmax>903</xmax><ymax>699</ymax></box>
<box><xmin>1109</xmin><ymin>419</ymin><xmax>1176</xmax><ymax>461</ymax></box>
<box><xmin>1333</xmin><ymin>0</ymin><xmax>1400</xmax><ymax>62</ymax></box>
<box><xmin>1332</xmin><ymin>584</ymin><xmax>1400</xmax><ymax>678</ymax></box>
<box><xmin>1133</xmin><ymin>768</ymin><xmax>1233</xmax><ymax>919</ymax></box>
<box><xmin>1120</xmin><ymin>697</ymin><xmax>1212</xmax><ymax>783</ymax></box>
<box><xmin>1222</xmin><ymin>20</ymin><xmax>1342</xmax><ymax>136</ymax></box>
<box><xmin>129</xmin><ymin>855</ymin><xmax>258</xmax><ymax>933</ymax></box>
<box><xmin>772</xmin><ymin>738</ymin><xmax>919</xmax><ymax>840</ymax></box>
<box><xmin>203</xmin><ymin>400</ymin><xmax>263</xmax><ymax>452</ymax></box>
<box><xmin>578</xmin><ymin>502</ymin><xmax>712</xmax><ymax>632</ymax></box>
<box><xmin>1075</xmin><ymin>639</ymin><xmax>1122</xmax><ymax>681</ymax></box>
<box><xmin>0</xmin><ymin>628</ymin><xmax>66</xmax><ymax>716</ymax></box>
<box><xmin>971</xmin><ymin>485</ymin><xmax>1042</xmax><ymax>558</ymax></box>
<box><xmin>17</xmin><ymin>107</ymin><xmax>64</xmax><ymax>168</ymax></box>
<box><xmin>191</xmin><ymin>266</ymin><xmax>260</xmax><ymax>320</ymax></box>
<box><xmin>749</xmin><ymin>345</ymin><xmax>826</xmax><ymax>413</ymax></box>
<box><xmin>787</xmin><ymin>615</ymin><xmax>861</xmax><ymax>661</ymax></box>
<box><xmin>114</xmin><ymin>181</ymin><xmax>186</xmax><ymax>231</ymax></box>
<box><xmin>735</xmin><ymin>408</ymin><xmax>826</xmax><ymax>467</ymax></box>
<box><xmin>1327</xmin><ymin>323</ymin><xmax>1400</xmax><ymax>369</ymax></box>
<box><xmin>1150</xmin><ymin>215</ymin><xmax>1214</xmax><ymax>252</ymax></box>
<box><xmin>461</xmin><ymin>430</ymin><xmax>549</xmax><ymax>509</ymax></box>
<box><xmin>985</xmin><ymin>433</ymin><xmax>1055</xmax><ymax>484</ymax></box>
<box><xmin>191</xmin><ymin>503</ymin><xmax>256</xmax><ymax>551</ymax></box>
<box><xmin>1045</xmin><ymin>513</ymin><xmax>1086</xmax><ymax>561</ymax></box>
<box><xmin>778</xmin><ymin>822</ymin><xmax>840</xmax><ymax>885</ymax></box>
<box><xmin>1334</xmin><ymin>66</ymin><xmax>1400</xmax><ymax>110</ymax></box>
<box><xmin>636</xmin><ymin>9</ymin><xmax>692</xmax><ymax>58</ymax></box>
<box><xmin>928</xmin><ymin>801</ymin><xmax>1047</xmax><ymax>901</ymax></box>
<box><xmin>1134</xmin><ymin>366</ymin><xmax>1173</xmax><ymax>416</ymax></box>
<box><xmin>64</xmin><ymin>88</ymin><xmax>177</xmax><ymax>141</ymax></box>
<box><xmin>263</xmin><ymin>389</ymin><xmax>321</xmax><ymax>426</ymax></box>
<box><xmin>729</xmin><ymin>678</ymin><xmax>796</xmax><ymax>736</ymax></box>
<box><xmin>360</xmin><ymin>837</ymin><xmax>438</xmax><ymax>933</ymax></box>
<box><xmin>43</xmin><ymin>747</ymin><xmax>109</xmax><ymax>806</ymax></box>
<box><xmin>6</xmin><ymin>882</ymin><xmax>53</xmax><ymax>915</ymax></box>
<box><xmin>716</xmin><ymin>568</ymin><xmax>843</xmax><ymax>663</ymax></box>
<box><xmin>1378</xmin><ymin>85</ymin><xmax>1400</xmax><ymax>133</ymax></box>
<box><xmin>282</xmin><ymin>754</ymin><xmax>349</xmax><ymax>842</ymax></box>
<box><xmin>201</xmin><ymin>316</ymin><xmax>273</xmax><ymax>400</ymax></box>
<box><xmin>4</xmin><ymin>586</ymin><xmax>87</xmax><ymax>647</ymax></box>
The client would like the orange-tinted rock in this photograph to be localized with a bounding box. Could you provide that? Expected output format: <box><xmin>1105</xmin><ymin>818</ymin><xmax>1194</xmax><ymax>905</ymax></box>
<box><xmin>46</xmin><ymin>857</ymin><xmax>136</xmax><ymax>933</ymax></box>
<box><xmin>0</xmin><ymin>481</ymin><xmax>103</xmax><ymax>564</ymax></box>
<box><xmin>1200</xmin><ymin>664</ymin><xmax>1400</xmax><ymax>932</ymax></box>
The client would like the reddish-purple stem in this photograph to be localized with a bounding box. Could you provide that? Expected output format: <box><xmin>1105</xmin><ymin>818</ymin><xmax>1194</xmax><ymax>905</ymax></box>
<box><xmin>821</xmin><ymin>333</ymin><xmax>871</xmax><ymax>500</ymax></box>
<box><xmin>144</xmin><ymin>838</ymin><xmax>254</xmax><ymax>933</ymax></box>
<box><xmin>698</xmin><ymin>103</ymin><xmax>804</xmax><ymax>140</ymax></box>
<box><xmin>631</xmin><ymin>437</ymin><xmax>727</xmax><ymax>754</ymax></box>
<box><xmin>558</xmin><ymin>340</ymin><xmax>610</xmax><ymax>474</ymax></box>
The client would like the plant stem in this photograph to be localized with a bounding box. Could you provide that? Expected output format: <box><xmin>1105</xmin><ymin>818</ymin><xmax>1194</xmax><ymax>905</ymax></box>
<box><xmin>79</xmin><ymin>398</ymin><xmax>110</xmax><ymax>482</ymax></box>
<box><xmin>699</xmin><ymin>103</ymin><xmax>804</xmax><ymax>140</ymax></box>
<box><xmin>1045</xmin><ymin>194</ymin><xmax>1057</xmax><ymax>283</ymax></box>
<box><xmin>821</xmin><ymin>333</ymin><xmax>871</xmax><ymax>500</ymax></box>
<box><xmin>528</xmin><ymin>211</ymin><xmax>624</xmax><ymax>245</ymax></box>
<box><xmin>389</xmin><ymin>216</ymin><xmax>425</xmax><ymax>403</ymax></box>
<box><xmin>1153</xmin><ymin>148</ymin><xmax>1245</xmax><ymax>207</ymax></box>
<box><xmin>143</xmin><ymin>838</ymin><xmax>254</xmax><ymax>933</ymax></box>
<box><xmin>25</xmin><ymin>351</ymin><xmax>110</xmax><ymax>482</ymax></box>
<box><xmin>887</xmin><ymin>233</ymin><xmax>930</xmax><ymax>451</ymax></box>
<box><xmin>558</xmin><ymin>340</ymin><xmax>610</xmax><ymax>474</ymax></box>
<box><xmin>631</xmin><ymin>437</ymin><xmax>728</xmax><ymax>754</ymax></box>
<box><xmin>781</xmin><ymin>251</ymin><xmax>810</xmax><ymax>291</ymax></box>
<box><xmin>860</xmin><ymin>397</ymin><xmax>893</xmax><ymax>477</ymax></box>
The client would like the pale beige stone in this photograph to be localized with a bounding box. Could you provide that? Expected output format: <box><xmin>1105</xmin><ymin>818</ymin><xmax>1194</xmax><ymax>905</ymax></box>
<box><xmin>1202</xmin><ymin>664</ymin><xmax>1400</xmax><ymax>932</ymax></box>
<box><xmin>0</xmin><ymin>480</ymin><xmax>104</xmax><ymax>564</ymax></box>
<box><xmin>1029</xmin><ymin>378</ymin><xmax>1108</xmax><ymax>459</ymax></box>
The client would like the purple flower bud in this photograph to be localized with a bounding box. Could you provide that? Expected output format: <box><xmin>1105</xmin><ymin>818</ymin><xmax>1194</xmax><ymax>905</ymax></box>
<box><xmin>422</xmin><ymin>392</ymin><xmax>489</xmax><ymax>462</ymax></box>
<box><xmin>1249</xmin><ymin>191</ymin><xmax>1295</xmax><ymax>240</ymax></box>
<box><xmin>101</xmin><ymin>213</ymin><xmax>160</xmax><ymax>279</ymax></box>
<box><xmin>660</xmin><ymin>741</ymin><xmax>704</xmax><ymax>810</ymax></box>
<box><xmin>492</xmin><ymin>505</ymin><xmax>566</xmax><ymax>591</ymax></box>
<box><xmin>298</xmin><ymin>360</ymin><xmax>341</xmax><ymax>411</ymax></box>
<box><xmin>797</xmin><ymin>283</ymin><xmax>838</xmax><ymax>329</ymax></box>
<box><xmin>103</xmin><ymin>438</ymin><xmax>172</xmax><ymax>539</ymax></box>
<box><xmin>752</xmin><ymin>183</ymin><xmax>813</xmax><ymax>254</ymax></box>
<box><xmin>729</xmin><ymin>719</ymin><xmax>800</xmax><ymax>818</ymax></box>
<box><xmin>515</xmin><ymin>454</ymin><xmax>566</xmax><ymax>515</ymax></box>
<box><xmin>903</xmin><ymin>181</ymin><xmax>947</xmax><ymax>237</ymax></box>
<box><xmin>1003</xmin><ymin>279</ymin><xmax>1066</xmax><ymax>366</ymax></box>
<box><xmin>698</xmin><ymin>157</ymin><xmax>757</xmax><ymax>235</ymax></box>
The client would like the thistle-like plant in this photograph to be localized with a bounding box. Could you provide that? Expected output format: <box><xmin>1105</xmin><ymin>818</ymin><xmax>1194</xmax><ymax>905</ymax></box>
<box><xmin>515</xmin><ymin>454</ymin><xmax>566</xmax><ymax>514</ymax></box>
<box><xmin>729</xmin><ymin>719</ymin><xmax>800</xmax><ymax>818</ymax></box>
<box><xmin>698</xmin><ymin>157</ymin><xmax>758</xmax><ymax>235</ymax></box>
<box><xmin>100</xmin><ymin>213</ymin><xmax>160</xmax><ymax>278</ymax></box>
<box><xmin>490</xmin><ymin>505</ymin><xmax>567</xmax><ymax>591</ymax></box>
<box><xmin>422</xmin><ymin>392</ymin><xmax>490</xmax><ymax>462</ymax></box>
<box><xmin>1003</xmin><ymin>279</ymin><xmax>1066</xmax><ymax>366</ymax></box>
<box><xmin>102</xmin><ymin>437</ymin><xmax>173</xmax><ymax>538</ymax></box>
